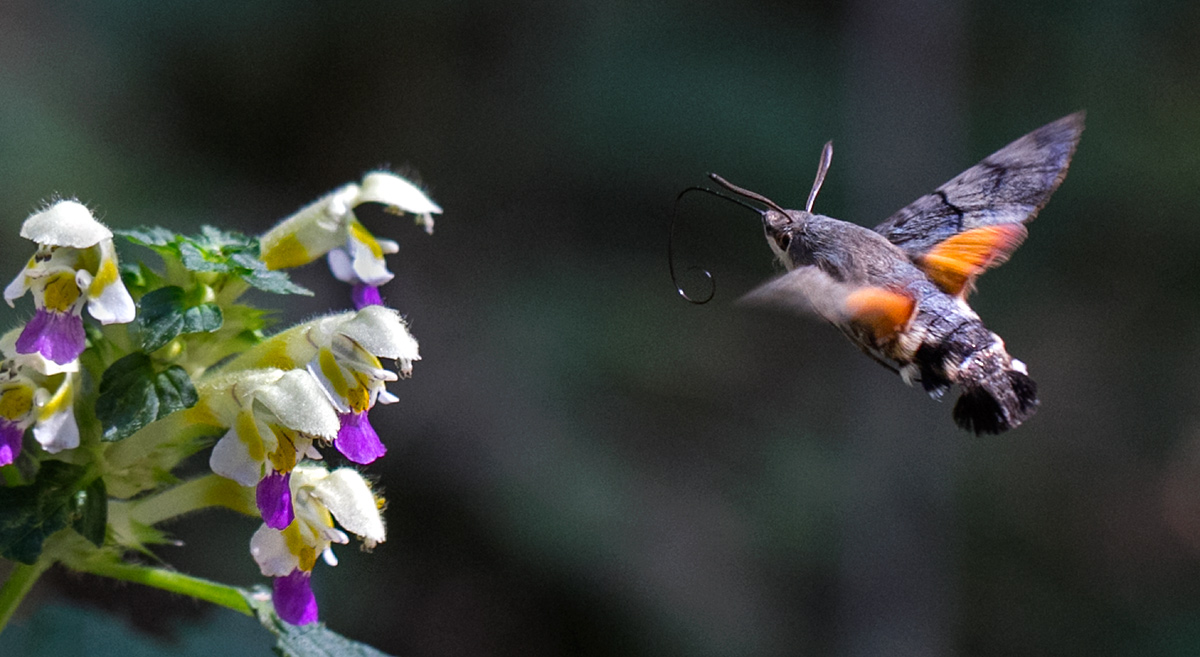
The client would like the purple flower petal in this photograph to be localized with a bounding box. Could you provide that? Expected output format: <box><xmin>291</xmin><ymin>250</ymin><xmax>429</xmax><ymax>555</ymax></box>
<box><xmin>336</xmin><ymin>411</ymin><xmax>386</xmax><ymax>465</ymax></box>
<box><xmin>351</xmin><ymin>283</ymin><xmax>383</xmax><ymax>309</ymax></box>
<box><xmin>16</xmin><ymin>309</ymin><xmax>85</xmax><ymax>365</ymax></box>
<box><xmin>0</xmin><ymin>420</ymin><xmax>23</xmax><ymax>466</ymax></box>
<box><xmin>273</xmin><ymin>569</ymin><xmax>319</xmax><ymax>625</ymax></box>
<box><xmin>257</xmin><ymin>470</ymin><xmax>294</xmax><ymax>529</ymax></box>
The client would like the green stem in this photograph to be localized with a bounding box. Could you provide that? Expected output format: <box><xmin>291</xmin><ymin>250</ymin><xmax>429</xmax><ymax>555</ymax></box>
<box><xmin>214</xmin><ymin>278</ymin><xmax>250</xmax><ymax>306</ymax></box>
<box><xmin>164</xmin><ymin>258</ymin><xmax>194</xmax><ymax>289</ymax></box>
<box><xmin>0</xmin><ymin>558</ymin><xmax>52</xmax><ymax>634</ymax></box>
<box><xmin>0</xmin><ymin>464</ymin><xmax>23</xmax><ymax>487</ymax></box>
<box><xmin>80</xmin><ymin>561</ymin><xmax>252</xmax><ymax>617</ymax></box>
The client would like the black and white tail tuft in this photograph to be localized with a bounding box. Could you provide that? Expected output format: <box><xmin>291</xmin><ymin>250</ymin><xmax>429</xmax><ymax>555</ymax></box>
<box><xmin>952</xmin><ymin>368</ymin><xmax>1039</xmax><ymax>435</ymax></box>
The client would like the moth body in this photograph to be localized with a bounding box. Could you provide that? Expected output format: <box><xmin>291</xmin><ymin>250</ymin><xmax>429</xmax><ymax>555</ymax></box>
<box><xmin>767</xmin><ymin>209</ymin><xmax>1037</xmax><ymax>434</ymax></box>
<box><xmin>708</xmin><ymin>112</ymin><xmax>1085</xmax><ymax>434</ymax></box>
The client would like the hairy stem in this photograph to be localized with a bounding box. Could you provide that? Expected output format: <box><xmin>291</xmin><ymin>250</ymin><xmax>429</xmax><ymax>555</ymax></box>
<box><xmin>0</xmin><ymin>558</ymin><xmax>52</xmax><ymax>635</ymax></box>
<box><xmin>81</xmin><ymin>561</ymin><xmax>253</xmax><ymax>617</ymax></box>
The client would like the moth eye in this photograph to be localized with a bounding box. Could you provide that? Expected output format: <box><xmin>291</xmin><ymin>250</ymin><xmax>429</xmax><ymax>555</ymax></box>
<box><xmin>775</xmin><ymin>233</ymin><xmax>792</xmax><ymax>251</ymax></box>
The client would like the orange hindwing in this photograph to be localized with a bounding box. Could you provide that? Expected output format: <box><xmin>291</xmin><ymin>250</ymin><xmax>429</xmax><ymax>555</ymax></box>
<box><xmin>844</xmin><ymin>287</ymin><xmax>916</xmax><ymax>341</ymax></box>
<box><xmin>916</xmin><ymin>224</ymin><xmax>1028</xmax><ymax>297</ymax></box>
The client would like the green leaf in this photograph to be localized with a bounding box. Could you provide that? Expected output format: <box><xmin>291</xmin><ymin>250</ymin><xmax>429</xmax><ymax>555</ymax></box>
<box><xmin>179</xmin><ymin>241</ymin><xmax>232</xmax><ymax>273</ymax></box>
<box><xmin>118</xmin><ymin>226</ymin><xmax>181</xmax><ymax>249</ymax></box>
<box><xmin>119</xmin><ymin>261</ymin><xmax>146</xmax><ymax>290</ymax></box>
<box><xmin>96</xmin><ymin>353</ymin><xmax>199</xmax><ymax>442</ymax></box>
<box><xmin>118</xmin><ymin>226</ymin><xmax>312</xmax><ymax>296</ymax></box>
<box><xmin>0</xmin><ymin>461</ymin><xmax>90</xmax><ymax>564</ymax></box>
<box><xmin>196</xmin><ymin>225</ymin><xmax>253</xmax><ymax>251</ymax></box>
<box><xmin>120</xmin><ymin>262</ymin><xmax>165</xmax><ymax>299</ymax></box>
<box><xmin>227</xmin><ymin>251</ymin><xmax>313</xmax><ymax>296</ymax></box>
<box><xmin>137</xmin><ymin>286</ymin><xmax>224</xmax><ymax>352</ymax></box>
<box><xmin>72</xmin><ymin>477</ymin><xmax>107</xmax><ymax>548</ymax></box>
<box><xmin>241</xmin><ymin>266</ymin><xmax>313</xmax><ymax>296</ymax></box>
<box><xmin>245</xmin><ymin>590</ymin><xmax>395</xmax><ymax>657</ymax></box>
<box><xmin>271</xmin><ymin>623</ymin><xmax>395</xmax><ymax>657</ymax></box>
<box><xmin>181</xmin><ymin>303</ymin><xmax>223</xmax><ymax>334</ymax></box>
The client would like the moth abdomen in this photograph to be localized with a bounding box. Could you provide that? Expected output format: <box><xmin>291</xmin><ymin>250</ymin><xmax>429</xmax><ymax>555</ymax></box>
<box><xmin>902</xmin><ymin>315</ymin><xmax>1038</xmax><ymax>434</ymax></box>
<box><xmin>949</xmin><ymin>349</ymin><xmax>1039</xmax><ymax>435</ymax></box>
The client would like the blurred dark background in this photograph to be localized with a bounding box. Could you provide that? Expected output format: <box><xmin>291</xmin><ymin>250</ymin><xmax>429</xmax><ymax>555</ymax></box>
<box><xmin>4</xmin><ymin>0</ymin><xmax>1200</xmax><ymax>655</ymax></box>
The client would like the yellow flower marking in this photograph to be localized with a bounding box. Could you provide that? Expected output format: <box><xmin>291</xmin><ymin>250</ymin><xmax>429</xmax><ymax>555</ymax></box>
<box><xmin>261</xmin><ymin>234</ymin><xmax>313</xmax><ymax>271</ymax></box>
<box><xmin>35</xmin><ymin>376</ymin><xmax>72</xmax><ymax>422</ymax></box>
<box><xmin>339</xmin><ymin>342</ymin><xmax>383</xmax><ymax>412</ymax></box>
<box><xmin>88</xmin><ymin>257</ymin><xmax>121</xmax><ymax>298</ymax></box>
<box><xmin>235</xmin><ymin>410</ymin><xmax>266</xmax><ymax>462</ymax></box>
<box><xmin>355</xmin><ymin>346</ymin><xmax>384</xmax><ymax>372</ymax></box>
<box><xmin>41</xmin><ymin>271</ymin><xmax>81</xmax><ymax>312</ymax></box>
<box><xmin>318</xmin><ymin>349</ymin><xmax>350</xmax><ymax>399</ymax></box>
<box><xmin>347</xmin><ymin>371</ymin><xmax>372</xmax><ymax>413</ymax></box>
<box><xmin>248</xmin><ymin>339</ymin><xmax>296</xmax><ymax>371</ymax></box>
<box><xmin>347</xmin><ymin>220</ymin><xmax>384</xmax><ymax>259</ymax></box>
<box><xmin>267</xmin><ymin>425</ymin><xmax>298</xmax><ymax>473</ymax></box>
<box><xmin>0</xmin><ymin>385</ymin><xmax>34</xmax><ymax>422</ymax></box>
<box><xmin>282</xmin><ymin>523</ymin><xmax>318</xmax><ymax>572</ymax></box>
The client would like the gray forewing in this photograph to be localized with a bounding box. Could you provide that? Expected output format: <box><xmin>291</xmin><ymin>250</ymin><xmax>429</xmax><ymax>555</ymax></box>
<box><xmin>872</xmin><ymin>112</ymin><xmax>1084</xmax><ymax>257</ymax></box>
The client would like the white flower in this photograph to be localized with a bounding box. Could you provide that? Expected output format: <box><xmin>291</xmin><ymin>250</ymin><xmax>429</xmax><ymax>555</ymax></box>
<box><xmin>219</xmin><ymin>306</ymin><xmax>418</xmax><ymax>465</ymax></box>
<box><xmin>29</xmin><ymin>369</ymin><xmax>79</xmax><ymax>454</ymax></box>
<box><xmin>259</xmin><ymin>172</ymin><xmax>441</xmax><ymax>288</ymax></box>
<box><xmin>250</xmin><ymin>464</ymin><xmax>386</xmax><ymax>578</ymax></box>
<box><xmin>6</xmin><ymin>200</ymin><xmax>135</xmax><ymax>323</ymax></box>
<box><xmin>229</xmin><ymin>305</ymin><xmax>419</xmax><ymax>380</ymax></box>
<box><xmin>203</xmin><ymin>369</ymin><xmax>342</xmax><ymax>529</ymax></box>
<box><xmin>249</xmin><ymin>464</ymin><xmax>386</xmax><ymax>625</ymax></box>
<box><xmin>0</xmin><ymin>328</ymin><xmax>81</xmax><ymax>464</ymax></box>
<box><xmin>205</xmin><ymin>369</ymin><xmax>341</xmax><ymax>487</ymax></box>
<box><xmin>4</xmin><ymin>201</ymin><xmax>135</xmax><ymax>364</ymax></box>
<box><xmin>357</xmin><ymin>172</ymin><xmax>441</xmax><ymax>235</ymax></box>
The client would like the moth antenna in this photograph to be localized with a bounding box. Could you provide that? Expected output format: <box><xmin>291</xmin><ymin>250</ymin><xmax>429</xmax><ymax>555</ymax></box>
<box><xmin>669</xmin><ymin>184</ymin><xmax>764</xmax><ymax>304</ymax></box>
<box><xmin>708</xmin><ymin>173</ymin><xmax>790</xmax><ymax>215</ymax></box>
<box><xmin>806</xmin><ymin>141</ymin><xmax>833</xmax><ymax>213</ymax></box>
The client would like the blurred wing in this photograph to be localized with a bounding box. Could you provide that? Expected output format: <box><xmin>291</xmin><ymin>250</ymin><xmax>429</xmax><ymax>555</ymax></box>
<box><xmin>873</xmin><ymin>112</ymin><xmax>1084</xmax><ymax>294</ymax></box>
<box><xmin>740</xmin><ymin>266</ymin><xmax>915</xmax><ymax>341</ymax></box>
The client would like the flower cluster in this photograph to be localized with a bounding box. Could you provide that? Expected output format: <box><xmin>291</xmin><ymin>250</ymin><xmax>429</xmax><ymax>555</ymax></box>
<box><xmin>206</xmin><ymin>172</ymin><xmax>434</xmax><ymax>623</ymax></box>
<box><xmin>0</xmin><ymin>171</ymin><xmax>439</xmax><ymax>632</ymax></box>
<box><xmin>0</xmin><ymin>201</ymin><xmax>131</xmax><ymax>465</ymax></box>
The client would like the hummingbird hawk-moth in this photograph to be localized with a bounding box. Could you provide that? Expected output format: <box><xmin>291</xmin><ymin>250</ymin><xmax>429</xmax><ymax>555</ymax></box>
<box><xmin>680</xmin><ymin>112</ymin><xmax>1084</xmax><ymax>434</ymax></box>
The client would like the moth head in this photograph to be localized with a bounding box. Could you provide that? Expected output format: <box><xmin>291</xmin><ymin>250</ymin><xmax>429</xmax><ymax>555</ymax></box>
<box><xmin>708</xmin><ymin>141</ymin><xmax>835</xmax><ymax>267</ymax></box>
<box><xmin>767</xmin><ymin>211</ymin><xmax>815</xmax><ymax>267</ymax></box>
<box><xmin>671</xmin><ymin>142</ymin><xmax>835</xmax><ymax>303</ymax></box>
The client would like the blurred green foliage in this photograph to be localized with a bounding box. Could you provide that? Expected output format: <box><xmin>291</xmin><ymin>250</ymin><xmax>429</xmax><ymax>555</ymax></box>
<box><xmin>4</xmin><ymin>0</ymin><xmax>1200</xmax><ymax>655</ymax></box>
